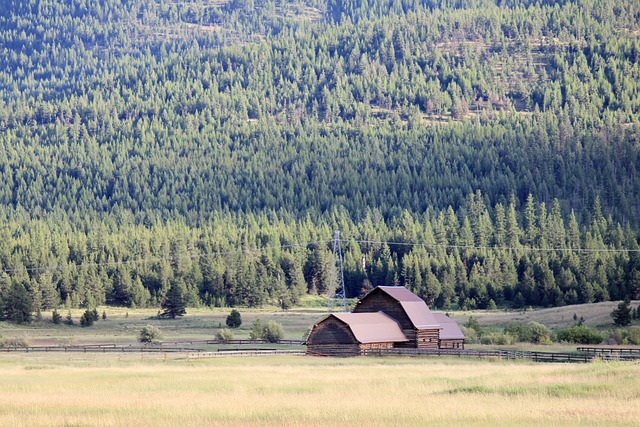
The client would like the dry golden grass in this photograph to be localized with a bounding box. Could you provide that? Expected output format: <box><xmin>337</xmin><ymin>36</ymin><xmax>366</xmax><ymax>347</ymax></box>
<box><xmin>0</xmin><ymin>354</ymin><xmax>638</xmax><ymax>426</ymax></box>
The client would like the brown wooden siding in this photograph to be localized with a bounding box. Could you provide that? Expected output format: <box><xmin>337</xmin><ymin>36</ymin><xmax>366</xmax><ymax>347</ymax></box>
<box><xmin>306</xmin><ymin>317</ymin><xmax>357</xmax><ymax>346</ymax></box>
<box><xmin>416</xmin><ymin>328</ymin><xmax>440</xmax><ymax>349</ymax></box>
<box><xmin>439</xmin><ymin>339</ymin><xmax>465</xmax><ymax>349</ymax></box>
<box><xmin>353</xmin><ymin>291</ymin><xmax>414</xmax><ymax>330</ymax></box>
<box><xmin>306</xmin><ymin>344</ymin><xmax>360</xmax><ymax>357</ymax></box>
<box><xmin>306</xmin><ymin>342</ymin><xmax>394</xmax><ymax>357</ymax></box>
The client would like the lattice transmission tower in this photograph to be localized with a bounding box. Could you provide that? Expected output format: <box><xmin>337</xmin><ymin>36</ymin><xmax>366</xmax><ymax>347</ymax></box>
<box><xmin>327</xmin><ymin>230</ymin><xmax>347</xmax><ymax>313</ymax></box>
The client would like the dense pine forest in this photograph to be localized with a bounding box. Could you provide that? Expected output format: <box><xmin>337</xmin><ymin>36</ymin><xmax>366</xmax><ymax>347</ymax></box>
<box><xmin>1</xmin><ymin>0</ymin><xmax>640</xmax><ymax>318</ymax></box>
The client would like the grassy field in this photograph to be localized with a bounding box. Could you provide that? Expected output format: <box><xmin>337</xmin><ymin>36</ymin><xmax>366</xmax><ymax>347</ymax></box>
<box><xmin>3</xmin><ymin>299</ymin><xmax>637</xmax><ymax>348</ymax></box>
<box><xmin>447</xmin><ymin>300</ymin><xmax>640</xmax><ymax>330</ymax></box>
<box><xmin>1</xmin><ymin>304</ymin><xmax>639</xmax><ymax>426</ymax></box>
<box><xmin>0</xmin><ymin>354</ymin><xmax>638</xmax><ymax>426</ymax></box>
<box><xmin>0</xmin><ymin>306</ymin><xmax>326</xmax><ymax>346</ymax></box>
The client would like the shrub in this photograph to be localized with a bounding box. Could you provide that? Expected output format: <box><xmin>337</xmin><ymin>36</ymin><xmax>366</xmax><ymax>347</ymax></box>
<box><xmin>139</xmin><ymin>325</ymin><xmax>162</xmax><ymax>344</ymax></box>
<box><xmin>261</xmin><ymin>320</ymin><xmax>284</xmax><ymax>343</ymax></box>
<box><xmin>556</xmin><ymin>325</ymin><xmax>604</xmax><ymax>344</ymax></box>
<box><xmin>249</xmin><ymin>318</ymin><xmax>284</xmax><ymax>342</ymax></box>
<box><xmin>464</xmin><ymin>316</ymin><xmax>482</xmax><ymax>334</ymax></box>
<box><xmin>65</xmin><ymin>310</ymin><xmax>74</xmax><ymax>325</ymax></box>
<box><xmin>216</xmin><ymin>328</ymin><xmax>234</xmax><ymax>342</ymax></box>
<box><xmin>527</xmin><ymin>321</ymin><xmax>552</xmax><ymax>345</ymax></box>
<box><xmin>611</xmin><ymin>326</ymin><xmax>640</xmax><ymax>345</ymax></box>
<box><xmin>460</xmin><ymin>326</ymin><xmax>478</xmax><ymax>343</ymax></box>
<box><xmin>504</xmin><ymin>321</ymin><xmax>552</xmax><ymax>344</ymax></box>
<box><xmin>250</xmin><ymin>319</ymin><xmax>263</xmax><ymax>340</ymax></box>
<box><xmin>0</xmin><ymin>336</ymin><xmax>30</xmax><ymax>348</ymax></box>
<box><xmin>504</xmin><ymin>322</ymin><xmax>529</xmax><ymax>342</ymax></box>
<box><xmin>480</xmin><ymin>332</ymin><xmax>515</xmax><ymax>345</ymax></box>
<box><xmin>225</xmin><ymin>309</ymin><xmax>242</xmax><ymax>328</ymax></box>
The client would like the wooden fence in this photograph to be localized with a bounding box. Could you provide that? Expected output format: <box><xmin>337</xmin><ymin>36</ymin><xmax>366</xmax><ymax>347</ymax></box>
<box><xmin>188</xmin><ymin>349</ymin><xmax>305</xmax><ymax>359</ymax></box>
<box><xmin>576</xmin><ymin>346</ymin><xmax>640</xmax><ymax>355</ymax></box>
<box><xmin>359</xmin><ymin>347</ymin><xmax>640</xmax><ymax>362</ymax></box>
<box><xmin>3</xmin><ymin>340</ymin><xmax>638</xmax><ymax>363</ymax></box>
<box><xmin>0</xmin><ymin>339</ymin><xmax>305</xmax><ymax>354</ymax></box>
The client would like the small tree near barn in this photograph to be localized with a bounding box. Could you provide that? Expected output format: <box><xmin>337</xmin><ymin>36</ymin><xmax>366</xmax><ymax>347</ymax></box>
<box><xmin>226</xmin><ymin>309</ymin><xmax>242</xmax><ymax>328</ymax></box>
<box><xmin>161</xmin><ymin>282</ymin><xmax>186</xmax><ymax>319</ymax></box>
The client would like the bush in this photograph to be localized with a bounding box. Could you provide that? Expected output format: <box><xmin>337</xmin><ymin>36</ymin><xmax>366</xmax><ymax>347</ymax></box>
<box><xmin>556</xmin><ymin>325</ymin><xmax>604</xmax><ymax>344</ymax></box>
<box><xmin>0</xmin><ymin>336</ymin><xmax>30</xmax><ymax>348</ymax></box>
<box><xmin>504</xmin><ymin>321</ymin><xmax>552</xmax><ymax>344</ymax></box>
<box><xmin>139</xmin><ymin>325</ymin><xmax>163</xmax><ymax>344</ymax></box>
<box><xmin>250</xmin><ymin>319</ymin><xmax>263</xmax><ymax>340</ymax></box>
<box><xmin>504</xmin><ymin>322</ymin><xmax>529</xmax><ymax>342</ymax></box>
<box><xmin>226</xmin><ymin>309</ymin><xmax>242</xmax><ymax>328</ymax></box>
<box><xmin>249</xmin><ymin>318</ymin><xmax>284</xmax><ymax>342</ymax></box>
<box><xmin>460</xmin><ymin>326</ymin><xmax>478</xmax><ymax>344</ymax></box>
<box><xmin>216</xmin><ymin>328</ymin><xmax>234</xmax><ymax>342</ymax></box>
<box><xmin>261</xmin><ymin>320</ymin><xmax>284</xmax><ymax>343</ymax></box>
<box><xmin>610</xmin><ymin>326</ymin><xmax>640</xmax><ymax>345</ymax></box>
<box><xmin>527</xmin><ymin>321</ymin><xmax>553</xmax><ymax>345</ymax></box>
<box><xmin>480</xmin><ymin>332</ymin><xmax>515</xmax><ymax>345</ymax></box>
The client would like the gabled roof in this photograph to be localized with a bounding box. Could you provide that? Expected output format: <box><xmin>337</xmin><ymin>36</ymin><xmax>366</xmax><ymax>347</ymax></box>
<box><xmin>432</xmin><ymin>312</ymin><xmax>466</xmax><ymax>340</ymax></box>
<box><xmin>372</xmin><ymin>286</ymin><xmax>441</xmax><ymax>329</ymax></box>
<box><xmin>331</xmin><ymin>312</ymin><xmax>409</xmax><ymax>344</ymax></box>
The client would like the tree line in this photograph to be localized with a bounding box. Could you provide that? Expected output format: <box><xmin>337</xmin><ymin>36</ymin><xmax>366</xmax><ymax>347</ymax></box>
<box><xmin>1</xmin><ymin>193</ymin><xmax>640</xmax><ymax>322</ymax></box>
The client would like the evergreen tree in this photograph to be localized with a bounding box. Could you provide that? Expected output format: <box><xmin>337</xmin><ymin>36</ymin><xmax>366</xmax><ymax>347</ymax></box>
<box><xmin>161</xmin><ymin>282</ymin><xmax>186</xmax><ymax>319</ymax></box>
<box><xmin>226</xmin><ymin>309</ymin><xmax>242</xmax><ymax>328</ymax></box>
<box><xmin>611</xmin><ymin>299</ymin><xmax>632</xmax><ymax>327</ymax></box>
<box><xmin>2</xmin><ymin>283</ymin><xmax>33</xmax><ymax>324</ymax></box>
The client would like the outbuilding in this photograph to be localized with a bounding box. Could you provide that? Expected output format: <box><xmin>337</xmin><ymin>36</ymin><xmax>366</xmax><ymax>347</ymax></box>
<box><xmin>305</xmin><ymin>311</ymin><xmax>408</xmax><ymax>356</ymax></box>
<box><xmin>432</xmin><ymin>312</ymin><xmax>466</xmax><ymax>349</ymax></box>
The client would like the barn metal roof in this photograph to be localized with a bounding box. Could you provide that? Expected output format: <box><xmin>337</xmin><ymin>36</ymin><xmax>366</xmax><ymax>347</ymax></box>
<box><xmin>332</xmin><ymin>312</ymin><xmax>409</xmax><ymax>344</ymax></box>
<box><xmin>375</xmin><ymin>286</ymin><xmax>442</xmax><ymax>329</ymax></box>
<box><xmin>432</xmin><ymin>312</ymin><xmax>466</xmax><ymax>340</ymax></box>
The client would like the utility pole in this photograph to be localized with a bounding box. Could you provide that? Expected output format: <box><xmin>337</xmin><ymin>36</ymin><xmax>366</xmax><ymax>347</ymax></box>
<box><xmin>327</xmin><ymin>230</ymin><xmax>347</xmax><ymax>313</ymax></box>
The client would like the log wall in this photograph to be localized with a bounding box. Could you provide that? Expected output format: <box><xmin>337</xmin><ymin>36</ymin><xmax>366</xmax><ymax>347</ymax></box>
<box><xmin>438</xmin><ymin>339</ymin><xmax>465</xmax><ymax>349</ymax></box>
<box><xmin>415</xmin><ymin>328</ymin><xmax>440</xmax><ymax>349</ymax></box>
<box><xmin>353</xmin><ymin>291</ymin><xmax>413</xmax><ymax>330</ymax></box>
<box><xmin>306</xmin><ymin>317</ymin><xmax>356</xmax><ymax>345</ymax></box>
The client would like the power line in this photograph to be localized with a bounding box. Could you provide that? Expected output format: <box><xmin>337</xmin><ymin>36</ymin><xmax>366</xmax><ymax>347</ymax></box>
<box><xmin>1</xmin><ymin>235</ymin><xmax>639</xmax><ymax>275</ymax></box>
<box><xmin>347</xmin><ymin>239</ymin><xmax>640</xmax><ymax>254</ymax></box>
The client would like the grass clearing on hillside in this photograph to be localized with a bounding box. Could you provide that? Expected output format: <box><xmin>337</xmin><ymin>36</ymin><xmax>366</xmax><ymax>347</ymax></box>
<box><xmin>0</xmin><ymin>355</ymin><xmax>638</xmax><ymax>426</ymax></box>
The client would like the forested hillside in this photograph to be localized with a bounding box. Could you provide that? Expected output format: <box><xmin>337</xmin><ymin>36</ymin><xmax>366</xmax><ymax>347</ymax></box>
<box><xmin>1</xmin><ymin>0</ymin><xmax>640</xmax><ymax>317</ymax></box>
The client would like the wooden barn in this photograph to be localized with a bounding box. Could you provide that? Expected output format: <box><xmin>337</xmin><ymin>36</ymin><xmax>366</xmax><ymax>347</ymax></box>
<box><xmin>432</xmin><ymin>312</ymin><xmax>466</xmax><ymax>349</ymax></box>
<box><xmin>305</xmin><ymin>312</ymin><xmax>408</xmax><ymax>357</ymax></box>
<box><xmin>352</xmin><ymin>286</ymin><xmax>442</xmax><ymax>349</ymax></box>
